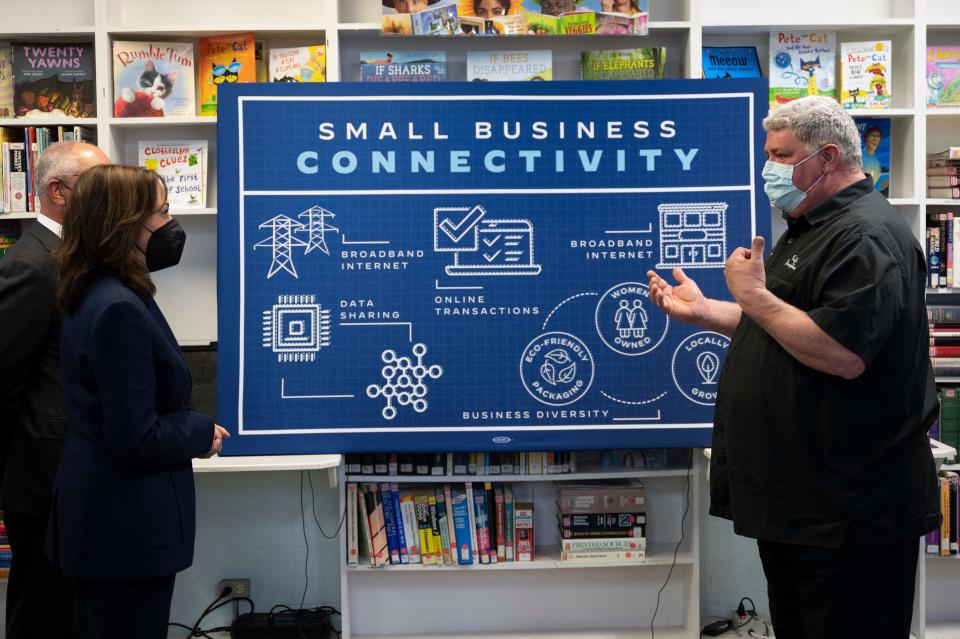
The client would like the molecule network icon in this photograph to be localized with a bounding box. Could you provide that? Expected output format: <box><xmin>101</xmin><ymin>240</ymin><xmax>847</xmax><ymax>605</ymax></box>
<box><xmin>366</xmin><ymin>343</ymin><xmax>443</xmax><ymax>420</ymax></box>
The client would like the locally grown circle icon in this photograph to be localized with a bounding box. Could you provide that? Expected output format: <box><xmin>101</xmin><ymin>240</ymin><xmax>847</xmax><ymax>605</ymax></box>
<box><xmin>520</xmin><ymin>332</ymin><xmax>594</xmax><ymax>406</ymax></box>
<box><xmin>671</xmin><ymin>331</ymin><xmax>730</xmax><ymax>406</ymax></box>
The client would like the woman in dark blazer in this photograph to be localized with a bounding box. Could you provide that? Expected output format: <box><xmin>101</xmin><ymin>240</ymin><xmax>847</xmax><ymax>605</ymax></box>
<box><xmin>53</xmin><ymin>164</ymin><xmax>228</xmax><ymax>639</ymax></box>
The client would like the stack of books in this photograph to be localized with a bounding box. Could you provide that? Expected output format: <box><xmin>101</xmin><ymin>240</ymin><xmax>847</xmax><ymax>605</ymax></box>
<box><xmin>556</xmin><ymin>480</ymin><xmax>647</xmax><ymax>562</ymax></box>
<box><xmin>927</xmin><ymin>470</ymin><xmax>959</xmax><ymax>556</ymax></box>
<box><xmin>0</xmin><ymin>126</ymin><xmax>94</xmax><ymax>214</ymax></box>
<box><xmin>929</xmin><ymin>148</ymin><xmax>960</xmax><ymax>200</ymax></box>
<box><xmin>0</xmin><ymin>513</ymin><xmax>10</xmax><ymax>578</ymax></box>
<box><xmin>929</xmin><ymin>305</ymin><xmax>960</xmax><ymax>372</ymax></box>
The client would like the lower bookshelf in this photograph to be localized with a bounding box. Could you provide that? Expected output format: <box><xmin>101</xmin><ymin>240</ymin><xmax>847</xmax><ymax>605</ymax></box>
<box><xmin>338</xmin><ymin>455</ymin><xmax>702</xmax><ymax>639</ymax></box>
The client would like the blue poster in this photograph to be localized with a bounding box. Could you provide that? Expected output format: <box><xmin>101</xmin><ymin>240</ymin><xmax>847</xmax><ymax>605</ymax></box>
<box><xmin>217</xmin><ymin>79</ymin><xmax>769</xmax><ymax>454</ymax></box>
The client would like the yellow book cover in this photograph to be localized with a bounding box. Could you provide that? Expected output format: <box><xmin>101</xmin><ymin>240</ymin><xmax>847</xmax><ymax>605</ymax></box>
<box><xmin>198</xmin><ymin>32</ymin><xmax>255</xmax><ymax>116</ymax></box>
<box><xmin>268</xmin><ymin>45</ymin><xmax>326</xmax><ymax>83</ymax></box>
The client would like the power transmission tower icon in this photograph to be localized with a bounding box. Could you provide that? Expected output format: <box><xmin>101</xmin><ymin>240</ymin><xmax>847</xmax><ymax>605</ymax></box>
<box><xmin>297</xmin><ymin>206</ymin><xmax>338</xmax><ymax>256</ymax></box>
<box><xmin>254</xmin><ymin>214</ymin><xmax>309</xmax><ymax>279</ymax></box>
<box><xmin>253</xmin><ymin>206</ymin><xmax>340</xmax><ymax>279</ymax></box>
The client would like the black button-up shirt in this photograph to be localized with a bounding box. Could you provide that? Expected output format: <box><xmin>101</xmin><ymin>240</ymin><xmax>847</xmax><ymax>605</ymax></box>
<box><xmin>711</xmin><ymin>178</ymin><xmax>939</xmax><ymax>547</ymax></box>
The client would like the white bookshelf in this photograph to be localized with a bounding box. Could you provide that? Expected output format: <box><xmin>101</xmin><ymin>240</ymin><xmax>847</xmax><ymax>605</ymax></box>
<box><xmin>340</xmin><ymin>460</ymin><xmax>700</xmax><ymax>639</ymax></box>
<box><xmin>4</xmin><ymin>0</ymin><xmax>959</xmax><ymax>636</ymax></box>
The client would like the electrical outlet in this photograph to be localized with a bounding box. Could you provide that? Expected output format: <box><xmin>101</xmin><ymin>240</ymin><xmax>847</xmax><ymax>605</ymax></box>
<box><xmin>218</xmin><ymin>578</ymin><xmax>251</xmax><ymax>598</ymax></box>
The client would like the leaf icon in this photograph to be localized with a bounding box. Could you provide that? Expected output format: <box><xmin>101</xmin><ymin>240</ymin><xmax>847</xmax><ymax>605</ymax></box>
<box><xmin>558</xmin><ymin>363</ymin><xmax>577</xmax><ymax>384</ymax></box>
<box><xmin>545</xmin><ymin>349</ymin><xmax>571</xmax><ymax>365</ymax></box>
<box><xmin>540</xmin><ymin>362</ymin><xmax>557</xmax><ymax>385</ymax></box>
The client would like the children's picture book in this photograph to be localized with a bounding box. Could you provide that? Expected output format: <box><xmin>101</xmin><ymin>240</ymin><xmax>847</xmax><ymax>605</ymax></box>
<box><xmin>701</xmin><ymin>46</ymin><xmax>761</xmax><ymax>79</ymax></box>
<box><xmin>840</xmin><ymin>41</ymin><xmax>891</xmax><ymax>110</ymax></box>
<box><xmin>198</xmin><ymin>32</ymin><xmax>256</xmax><ymax>117</ymax></box>
<box><xmin>523</xmin><ymin>10</ymin><xmax>595</xmax><ymax>35</ymax></box>
<box><xmin>360</xmin><ymin>51</ymin><xmax>447</xmax><ymax>82</ymax></box>
<box><xmin>927</xmin><ymin>46</ymin><xmax>960</xmax><ymax>108</ymax></box>
<box><xmin>382</xmin><ymin>0</ymin><xmax>462</xmax><ymax>35</ymax></box>
<box><xmin>268</xmin><ymin>46</ymin><xmax>327</xmax><ymax>83</ymax></box>
<box><xmin>595</xmin><ymin>11</ymin><xmax>647</xmax><ymax>35</ymax></box>
<box><xmin>0</xmin><ymin>43</ymin><xmax>12</xmax><ymax>118</ymax></box>
<box><xmin>112</xmin><ymin>41</ymin><xmax>196</xmax><ymax>118</ymax></box>
<box><xmin>0</xmin><ymin>220</ymin><xmax>21</xmax><ymax>257</ymax></box>
<box><xmin>768</xmin><ymin>31</ymin><xmax>836</xmax><ymax>109</ymax></box>
<box><xmin>138</xmin><ymin>139</ymin><xmax>208</xmax><ymax>208</ymax></box>
<box><xmin>12</xmin><ymin>43</ymin><xmax>96</xmax><ymax>118</ymax></box>
<box><xmin>467</xmin><ymin>50</ymin><xmax>552</xmax><ymax>81</ymax></box>
<box><xmin>581</xmin><ymin>48</ymin><xmax>666</xmax><ymax>80</ymax></box>
<box><xmin>854</xmin><ymin>117</ymin><xmax>891</xmax><ymax>197</ymax></box>
<box><xmin>412</xmin><ymin>2</ymin><xmax>462</xmax><ymax>35</ymax></box>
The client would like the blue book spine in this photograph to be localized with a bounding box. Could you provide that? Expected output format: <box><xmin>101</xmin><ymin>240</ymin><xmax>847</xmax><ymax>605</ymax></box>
<box><xmin>450</xmin><ymin>488</ymin><xmax>474</xmax><ymax>565</ymax></box>
<box><xmin>389</xmin><ymin>483</ymin><xmax>409</xmax><ymax>564</ymax></box>
<box><xmin>379</xmin><ymin>482</ymin><xmax>401</xmax><ymax>565</ymax></box>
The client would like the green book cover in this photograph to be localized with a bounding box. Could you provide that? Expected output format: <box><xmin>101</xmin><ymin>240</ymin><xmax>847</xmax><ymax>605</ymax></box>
<box><xmin>581</xmin><ymin>48</ymin><xmax>666</xmax><ymax>80</ymax></box>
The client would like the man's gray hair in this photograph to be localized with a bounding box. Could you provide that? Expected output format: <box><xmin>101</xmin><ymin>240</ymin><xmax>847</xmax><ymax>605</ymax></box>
<box><xmin>762</xmin><ymin>96</ymin><xmax>863</xmax><ymax>172</ymax></box>
<box><xmin>35</xmin><ymin>142</ymin><xmax>95</xmax><ymax>201</ymax></box>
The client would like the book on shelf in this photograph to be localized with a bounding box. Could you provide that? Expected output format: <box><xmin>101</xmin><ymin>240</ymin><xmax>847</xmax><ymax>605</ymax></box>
<box><xmin>198</xmin><ymin>32</ymin><xmax>256</xmax><ymax>117</ymax></box>
<box><xmin>12</xmin><ymin>43</ymin><xmax>96</xmax><ymax>118</ymax></box>
<box><xmin>560</xmin><ymin>536</ymin><xmax>645</xmax><ymax>552</ymax></box>
<box><xmin>356</xmin><ymin>485</ymin><xmax>375</xmax><ymax>567</ymax></box>
<box><xmin>556</xmin><ymin>479</ymin><xmax>646</xmax><ymax>514</ymax></box>
<box><xmin>346</xmin><ymin>483</ymin><xmax>359</xmax><ymax>567</ymax></box>
<box><xmin>467</xmin><ymin>50</ymin><xmax>552</xmax><ymax>81</ymax></box>
<box><xmin>398</xmin><ymin>490</ymin><xmax>421</xmax><ymax>563</ymax></box>
<box><xmin>0</xmin><ymin>220</ymin><xmax>21</xmax><ymax>257</ymax></box>
<box><xmin>379</xmin><ymin>482</ymin><xmax>402</xmax><ymax>565</ymax></box>
<box><xmin>414</xmin><ymin>491</ymin><xmax>436</xmax><ymax>565</ymax></box>
<box><xmin>840</xmin><ymin>41</ymin><xmax>891</xmax><ymax>110</ymax></box>
<box><xmin>0</xmin><ymin>43</ymin><xmax>12</xmax><ymax>118</ymax></box>
<box><xmin>137</xmin><ymin>140</ymin><xmax>208</xmax><ymax>208</ymax></box>
<box><xmin>701</xmin><ymin>46</ymin><xmax>761</xmax><ymax>79</ymax></box>
<box><xmin>560</xmin><ymin>549</ymin><xmax>646</xmax><ymax>561</ymax></box>
<box><xmin>515</xmin><ymin>501</ymin><xmax>534</xmax><ymax>561</ymax></box>
<box><xmin>268</xmin><ymin>46</ymin><xmax>326</xmax><ymax>83</ymax></box>
<box><xmin>595</xmin><ymin>11</ymin><xmax>648</xmax><ymax>35</ymax></box>
<box><xmin>112</xmin><ymin>41</ymin><xmax>196</xmax><ymax>118</ymax></box>
<box><xmin>931</xmin><ymin>148</ymin><xmax>960</xmax><ymax>161</ymax></box>
<box><xmin>768</xmin><ymin>30</ymin><xmax>836</xmax><ymax>109</ymax></box>
<box><xmin>382</xmin><ymin>0</ymin><xmax>462</xmax><ymax>35</ymax></box>
<box><xmin>581</xmin><ymin>48</ymin><xmax>666</xmax><ymax>81</ymax></box>
<box><xmin>525</xmin><ymin>10</ymin><xmax>596</xmax><ymax>35</ymax></box>
<box><xmin>854</xmin><ymin>117</ymin><xmax>890</xmax><ymax>197</ymax></box>
<box><xmin>360</xmin><ymin>51</ymin><xmax>446</xmax><ymax>82</ymax></box>
<box><xmin>927</xmin><ymin>46</ymin><xmax>960</xmax><ymax>108</ymax></box>
<box><xmin>254</xmin><ymin>41</ymin><xmax>267</xmax><ymax>83</ymax></box>
<box><xmin>450</xmin><ymin>485</ymin><xmax>474</xmax><ymax>565</ymax></box>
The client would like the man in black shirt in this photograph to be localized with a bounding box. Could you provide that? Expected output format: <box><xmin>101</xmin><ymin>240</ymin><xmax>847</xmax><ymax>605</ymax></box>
<box><xmin>647</xmin><ymin>96</ymin><xmax>939</xmax><ymax>638</ymax></box>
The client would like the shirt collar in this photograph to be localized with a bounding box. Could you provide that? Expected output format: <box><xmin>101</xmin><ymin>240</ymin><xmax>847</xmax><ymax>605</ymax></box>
<box><xmin>36</xmin><ymin>213</ymin><xmax>63</xmax><ymax>238</ymax></box>
<box><xmin>800</xmin><ymin>177</ymin><xmax>873</xmax><ymax>226</ymax></box>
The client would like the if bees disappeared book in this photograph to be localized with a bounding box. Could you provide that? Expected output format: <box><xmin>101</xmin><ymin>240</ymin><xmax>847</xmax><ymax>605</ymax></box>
<box><xmin>112</xmin><ymin>41</ymin><xmax>196</xmax><ymax>117</ymax></box>
<box><xmin>840</xmin><ymin>41</ymin><xmax>891</xmax><ymax>110</ymax></box>
<box><xmin>268</xmin><ymin>45</ymin><xmax>327</xmax><ymax>83</ymax></box>
<box><xmin>467</xmin><ymin>50</ymin><xmax>552</xmax><ymax>81</ymax></box>
<box><xmin>581</xmin><ymin>48</ymin><xmax>665</xmax><ymax>80</ymax></box>
<box><xmin>768</xmin><ymin>30</ymin><xmax>837</xmax><ymax>108</ymax></box>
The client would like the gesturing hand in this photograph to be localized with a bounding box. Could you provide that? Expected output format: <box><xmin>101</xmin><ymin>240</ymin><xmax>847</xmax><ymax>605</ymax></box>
<box><xmin>646</xmin><ymin>267</ymin><xmax>708</xmax><ymax>326</ymax></box>
<box><xmin>724</xmin><ymin>236</ymin><xmax>767</xmax><ymax>306</ymax></box>
<box><xmin>201</xmin><ymin>424</ymin><xmax>231</xmax><ymax>459</ymax></box>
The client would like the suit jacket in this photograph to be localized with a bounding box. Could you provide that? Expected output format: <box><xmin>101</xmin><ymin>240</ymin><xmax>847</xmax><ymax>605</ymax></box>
<box><xmin>52</xmin><ymin>270</ymin><xmax>213</xmax><ymax>578</ymax></box>
<box><xmin>0</xmin><ymin>221</ymin><xmax>66</xmax><ymax>516</ymax></box>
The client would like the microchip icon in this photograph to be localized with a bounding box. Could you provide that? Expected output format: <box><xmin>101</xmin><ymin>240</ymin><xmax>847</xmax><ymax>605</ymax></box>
<box><xmin>262</xmin><ymin>294</ymin><xmax>331</xmax><ymax>362</ymax></box>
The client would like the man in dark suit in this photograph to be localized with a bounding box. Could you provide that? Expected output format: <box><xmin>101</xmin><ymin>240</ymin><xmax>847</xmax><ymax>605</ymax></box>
<box><xmin>0</xmin><ymin>141</ymin><xmax>109</xmax><ymax>639</ymax></box>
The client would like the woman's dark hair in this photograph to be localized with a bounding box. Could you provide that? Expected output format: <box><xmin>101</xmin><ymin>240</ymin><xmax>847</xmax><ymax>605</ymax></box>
<box><xmin>58</xmin><ymin>164</ymin><xmax>163</xmax><ymax>312</ymax></box>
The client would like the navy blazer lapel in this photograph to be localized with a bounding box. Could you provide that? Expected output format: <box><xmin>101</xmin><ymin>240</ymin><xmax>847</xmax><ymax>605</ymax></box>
<box><xmin>146</xmin><ymin>298</ymin><xmax>180</xmax><ymax>351</ymax></box>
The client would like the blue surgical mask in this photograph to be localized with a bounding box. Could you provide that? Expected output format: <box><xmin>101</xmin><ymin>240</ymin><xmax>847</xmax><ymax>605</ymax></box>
<box><xmin>762</xmin><ymin>147</ymin><xmax>826</xmax><ymax>213</ymax></box>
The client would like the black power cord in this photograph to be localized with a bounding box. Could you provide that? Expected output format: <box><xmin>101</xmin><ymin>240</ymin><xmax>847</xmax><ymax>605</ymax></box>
<box><xmin>650</xmin><ymin>447</ymin><xmax>694</xmax><ymax>639</ymax></box>
<box><xmin>168</xmin><ymin>585</ymin><xmax>254</xmax><ymax>638</ymax></box>
<box><xmin>299</xmin><ymin>469</ymin><xmax>349</xmax><ymax>609</ymax></box>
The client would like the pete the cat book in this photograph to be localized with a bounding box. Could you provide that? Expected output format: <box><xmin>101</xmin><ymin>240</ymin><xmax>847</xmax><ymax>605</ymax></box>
<box><xmin>198</xmin><ymin>32</ymin><xmax>255</xmax><ymax>117</ymax></box>
<box><xmin>113</xmin><ymin>41</ymin><xmax>196</xmax><ymax>117</ymax></box>
<box><xmin>768</xmin><ymin>30</ymin><xmax>836</xmax><ymax>109</ymax></box>
<box><xmin>840</xmin><ymin>41</ymin><xmax>891</xmax><ymax>110</ymax></box>
<box><xmin>12</xmin><ymin>43</ymin><xmax>96</xmax><ymax>118</ymax></box>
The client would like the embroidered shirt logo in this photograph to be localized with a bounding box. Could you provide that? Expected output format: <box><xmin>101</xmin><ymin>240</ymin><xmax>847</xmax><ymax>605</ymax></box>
<box><xmin>785</xmin><ymin>255</ymin><xmax>799</xmax><ymax>271</ymax></box>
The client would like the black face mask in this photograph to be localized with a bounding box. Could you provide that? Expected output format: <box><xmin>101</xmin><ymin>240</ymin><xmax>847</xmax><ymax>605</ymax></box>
<box><xmin>140</xmin><ymin>218</ymin><xmax>186</xmax><ymax>272</ymax></box>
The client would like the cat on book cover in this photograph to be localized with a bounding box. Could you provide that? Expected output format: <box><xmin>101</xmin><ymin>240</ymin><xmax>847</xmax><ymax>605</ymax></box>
<box><xmin>114</xmin><ymin>60</ymin><xmax>177</xmax><ymax>117</ymax></box>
